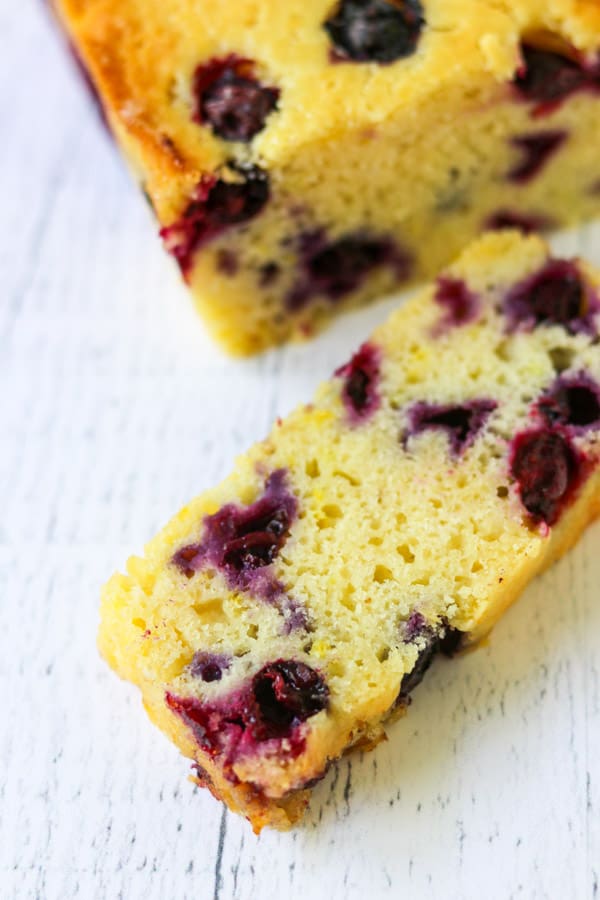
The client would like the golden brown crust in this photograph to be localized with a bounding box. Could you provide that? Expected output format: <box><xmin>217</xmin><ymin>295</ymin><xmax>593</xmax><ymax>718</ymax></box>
<box><xmin>54</xmin><ymin>0</ymin><xmax>600</xmax><ymax>229</ymax></box>
<box><xmin>54</xmin><ymin>0</ymin><xmax>215</xmax><ymax>218</ymax></box>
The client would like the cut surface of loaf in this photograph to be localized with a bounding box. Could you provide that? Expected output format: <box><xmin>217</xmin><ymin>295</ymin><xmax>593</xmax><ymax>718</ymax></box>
<box><xmin>100</xmin><ymin>232</ymin><xmax>600</xmax><ymax>831</ymax></box>
<box><xmin>52</xmin><ymin>0</ymin><xmax>600</xmax><ymax>353</ymax></box>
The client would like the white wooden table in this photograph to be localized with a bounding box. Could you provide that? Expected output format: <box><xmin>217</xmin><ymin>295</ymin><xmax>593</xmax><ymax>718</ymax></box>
<box><xmin>3</xmin><ymin>6</ymin><xmax>600</xmax><ymax>898</ymax></box>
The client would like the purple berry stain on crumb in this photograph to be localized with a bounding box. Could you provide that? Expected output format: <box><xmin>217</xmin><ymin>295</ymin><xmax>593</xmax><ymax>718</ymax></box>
<box><xmin>398</xmin><ymin>617</ymin><xmax>462</xmax><ymax>703</ymax></box>
<box><xmin>193</xmin><ymin>55</ymin><xmax>279</xmax><ymax>142</ymax></box>
<box><xmin>504</xmin><ymin>259</ymin><xmax>597</xmax><ymax>335</ymax></box>
<box><xmin>514</xmin><ymin>42</ymin><xmax>600</xmax><ymax>117</ymax></box>
<box><xmin>160</xmin><ymin>165</ymin><xmax>269</xmax><ymax>280</ymax></box>
<box><xmin>406</xmin><ymin>400</ymin><xmax>497</xmax><ymax>458</ymax></box>
<box><xmin>538</xmin><ymin>374</ymin><xmax>600</xmax><ymax>432</ymax></box>
<box><xmin>402</xmin><ymin>610</ymin><xmax>427</xmax><ymax>642</ymax></box>
<box><xmin>510</xmin><ymin>428</ymin><xmax>583</xmax><ymax>526</ymax></box>
<box><xmin>324</xmin><ymin>0</ymin><xmax>425</xmax><ymax>64</ymax></box>
<box><xmin>507</xmin><ymin>131</ymin><xmax>567</xmax><ymax>184</ymax></box>
<box><xmin>335</xmin><ymin>341</ymin><xmax>381</xmax><ymax>423</ymax></box>
<box><xmin>166</xmin><ymin>659</ymin><xmax>328</xmax><ymax>774</ymax></box>
<box><xmin>287</xmin><ymin>230</ymin><xmax>411</xmax><ymax>311</ymax></box>
<box><xmin>281</xmin><ymin>599</ymin><xmax>312</xmax><ymax>635</ymax></box>
<box><xmin>484</xmin><ymin>209</ymin><xmax>555</xmax><ymax>235</ymax></box>
<box><xmin>433</xmin><ymin>276</ymin><xmax>480</xmax><ymax>332</ymax></box>
<box><xmin>189</xmin><ymin>652</ymin><xmax>231</xmax><ymax>683</ymax></box>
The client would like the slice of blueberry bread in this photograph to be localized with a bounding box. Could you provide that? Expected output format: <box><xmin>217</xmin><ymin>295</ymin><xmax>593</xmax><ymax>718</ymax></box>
<box><xmin>51</xmin><ymin>0</ymin><xmax>600</xmax><ymax>354</ymax></box>
<box><xmin>100</xmin><ymin>232</ymin><xmax>600</xmax><ymax>831</ymax></box>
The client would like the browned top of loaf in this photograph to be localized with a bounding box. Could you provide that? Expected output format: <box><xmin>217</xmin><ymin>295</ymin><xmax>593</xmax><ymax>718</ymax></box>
<box><xmin>55</xmin><ymin>0</ymin><xmax>600</xmax><ymax>220</ymax></box>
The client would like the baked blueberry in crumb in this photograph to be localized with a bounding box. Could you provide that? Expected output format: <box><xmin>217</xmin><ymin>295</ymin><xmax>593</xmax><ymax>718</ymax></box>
<box><xmin>538</xmin><ymin>374</ymin><xmax>600</xmax><ymax>431</ymax></box>
<box><xmin>398</xmin><ymin>617</ymin><xmax>461</xmax><ymax>702</ymax></box>
<box><xmin>483</xmin><ymin>209</ymin><xmax>555</xmax><ymax>234</ymax></box>
<box><xmin>205</xmin><ymin>166</ymin><xmax>270</xmax><ymax>226</ymax></box>
<box><xmin>438</xmin><ymin>627</ymin><xmax>464</xmax><ymax>657</ymax></box>
<box><xmin>510</xmin><ymin>429</ymin><xmax>581</xmax><ymax>525</ymax></box>
<box><xmin>287</xmin><ymin>230</ymin><xmax>410</xmax><ymax>310</ymax></box>
<box><xmin>161</xmin><ymin>165</ymin><xmax>269</xmax><ymax>279</ymax></box>
<box><xmin>173</xmin><ymin>470</ymin><xmax>295</xmax><ymax>582</ymax></box>
<box><xmin>252</xmin><ymin>661</ymin><xmax>329</xmax><ymax>735</ymax></box>
<box><xmin>514</xmin><ymin>44</ymin><xmax>585</xmax><ymax>108</ymax></box>
<box><xmin>514</xmin><ymin>43</ymin><xmax>600</xmax><ymax>115</ymax></box>
<box><xmin>324</xmin><ymin>0</ymin><xmax>425</xmax><ymax>64</ymax></box>
<box><xmin>173</xmin><ymin>471</ymin><xmax>293</xmax><ymax>575</ymax></box>
<box><xmin>504</xmin><ymin>259</ymin><xmax>596</xmax><ymax>334</ymax></box>
<box><xmin>434</xmin><ymin>276</ymin><xmax>480</xmax><ymax>331</ymax></box>
<box><xmin>166</xmin><ymin>660</ymin><xmax>328</xmax><ymax>768</ymax></box>
<box><xmin>193</xmin><ymin>56</ymin><xmax>279</xmax><ymax>142</ymax></box>
<box><xmin>508</xmin><ymin>131</ymin><xmax>567</xmax><ymax>184</ymax></box>
<box><xmin>335</xmin><ymin>341</ymin><xmax>381</xmax><ymax>422</ymax></box>
<box><xmin>406</xmin><ymin>400</ymin><xmax>497</xmax><ymax>457</ymax></box>
<box><xmin>189</xmin><ymin>652</ymin><xmax>231</xmax><ymax>683</ymax></box>
<box><xmin>172</xmin><ymin>470</ymin><xmax>303</xmax><ymax>620</ymax></box>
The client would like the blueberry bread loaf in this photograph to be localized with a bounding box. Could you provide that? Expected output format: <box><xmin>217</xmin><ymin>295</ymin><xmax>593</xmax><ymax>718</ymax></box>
<box><xmin>52</xmin><ymin>0</ymin><xmax>600</xmax><ymax>354</ymax></box>
<box><xmin>100</xmin><ymin>232</ymin><xmax>600</xmax><ymax>831</ymax></box>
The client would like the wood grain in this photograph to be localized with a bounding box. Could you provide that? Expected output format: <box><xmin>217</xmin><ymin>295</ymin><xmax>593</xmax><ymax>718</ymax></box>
<box><xmin>2</xmin><ymin>7</ymin><xmax>599</xmax><ymax>898</ymax></box>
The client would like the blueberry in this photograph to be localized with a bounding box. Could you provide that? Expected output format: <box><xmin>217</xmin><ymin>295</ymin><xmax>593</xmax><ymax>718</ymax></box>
<box><xmin>398</xmin><ymin>640</ymin><xmax>437</xmax><ymax>699</ymax></box>
<box><xmin>287</xmin><ymin>230</ymin><xmax>408</xmax><ymax>310</ymax></box>
<box><xmin>166</xmin><ymin>659</ymin><xmax>328</xmax><ymax>765</ymax></box>
<box><xmin>252</xmin><ymin>660</ymin><xmax>329</xmax><ymax>735</ymax></box>
<box><xmin>189</xmin><ymin>652</ymin><xmax>231</xmax><ymax>683</ymax></box>
<box><xmin>160</xmin><ymin>165</ymin><xmax>269</xmax><ymax>279</ymax></box>
<box><xmin>398</xmin><ymin>618</ymin><xmax>462</xmax><ymax>703</ymax></box>
<box><xmin>406</xmin><ymin>400</ymin><xmax>497</xmax><ymax>457</ymax></box>
<box><xmin>504</xmin><ymin>259</ymin><xmax>591</xmax><ymax>333</ymax></box>
<box><xmin>335</xmin><ymin>341</ymin><xmax>381</xmax><ymax>422</ymax></box>
<box><xmin>483</xmin><ymin>209</ymin><xmax>555</xmax><ymax>235</ymax></box>
<box><xmin>507</xmin><ymin>131</ymin><xmax>567</xmax><ymax>183</ymax></box>
<box><xmin>538</xmin><ymin>375</ymin><xmax>600</xmax><ymax>430</ymax></box>
<box><xmin>304</xmin><ymin>234</ymin><xmax>392</xmax><ymax>298</ymax></box>
<box><xmin>434</xmin><ymin>276</ymin><xmax>480</xmax><ymax>330</ymax></box>
<box><xmin>324</xmin><ymin>0</ymin><xmax>424</xmax><ymax>64</ymax></box>
<box><xmin>172</xmin><ymin>470</ymin><xmax>297</xmax><ymax>599</ymax></box>
<box><xmin>205</xmin><ymin>165</ymin><xmax>270</xmax><ymax>226</ymax></box>
<box><xmin>514</xmin><ymin>44</ymin><xmax>586</xmax><ymax>106</ymax></box>
<box><xmin>193</xmin><ymin>56</ymin><xmax>279</xmax><ymax>142</ymax></box>
<box><xmin>510</xmin><ymin>429</ymin><xmax>579</xmax><ymax>525</ymax></box>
